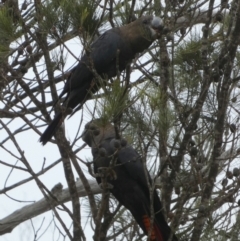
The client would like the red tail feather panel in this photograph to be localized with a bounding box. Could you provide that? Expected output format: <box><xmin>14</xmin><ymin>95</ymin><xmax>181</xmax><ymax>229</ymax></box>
<box><xmin>154</xmin><ymin>223</ymin><xmax>164</xmax><ymax>241</ymax></box>
<box><xmin>143</xmin><ymin>215</ymin><xmax>164</xmax><ymax>241</ymax></box>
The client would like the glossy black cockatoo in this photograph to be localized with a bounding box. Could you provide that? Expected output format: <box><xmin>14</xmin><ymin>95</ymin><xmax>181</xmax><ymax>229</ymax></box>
<box><xmin>40</xmin><ymin>16</ymin><xmax>164</xmax><ymax>145</ymax></box>
<box><xmin>81</xmin><ymin>119</ymin><xmax>178</xmax><ymax>241</ymax></box>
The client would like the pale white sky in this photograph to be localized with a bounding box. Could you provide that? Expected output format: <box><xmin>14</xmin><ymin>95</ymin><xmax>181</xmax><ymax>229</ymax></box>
<box><xmin>0</xmin><ymin>34</ymin><xmax>97</xmax><ymax>240</ymax></box>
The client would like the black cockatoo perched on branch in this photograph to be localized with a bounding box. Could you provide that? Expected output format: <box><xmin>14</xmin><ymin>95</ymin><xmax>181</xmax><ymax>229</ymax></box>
<box><xmin>81</xmin><ymin>119</ymin><xmax>178</xmax><ymax>241</ymax></box>
<box><xmin>40</xmin><ymin>16</ymin><xmax>164</xmax><ymax>145</ymax></box>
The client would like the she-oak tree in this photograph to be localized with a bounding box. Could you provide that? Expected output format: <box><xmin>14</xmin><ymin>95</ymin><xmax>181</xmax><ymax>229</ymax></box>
<box><xmin>1</xmin><ymin>1</ymin><xmax>240</xmax><ymax>241</ymax></box>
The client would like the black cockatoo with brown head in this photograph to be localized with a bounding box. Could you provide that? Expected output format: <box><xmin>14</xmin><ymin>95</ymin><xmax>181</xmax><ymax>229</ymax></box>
<box><xmin>81</xmin><ymin>119</ymin><xmax>178</xmax><ymax>241</ymax></box>
<box><xmin>40</xmin><ymin>16</ymin><xmax>164</xmax><ymax>145</ymax></box>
